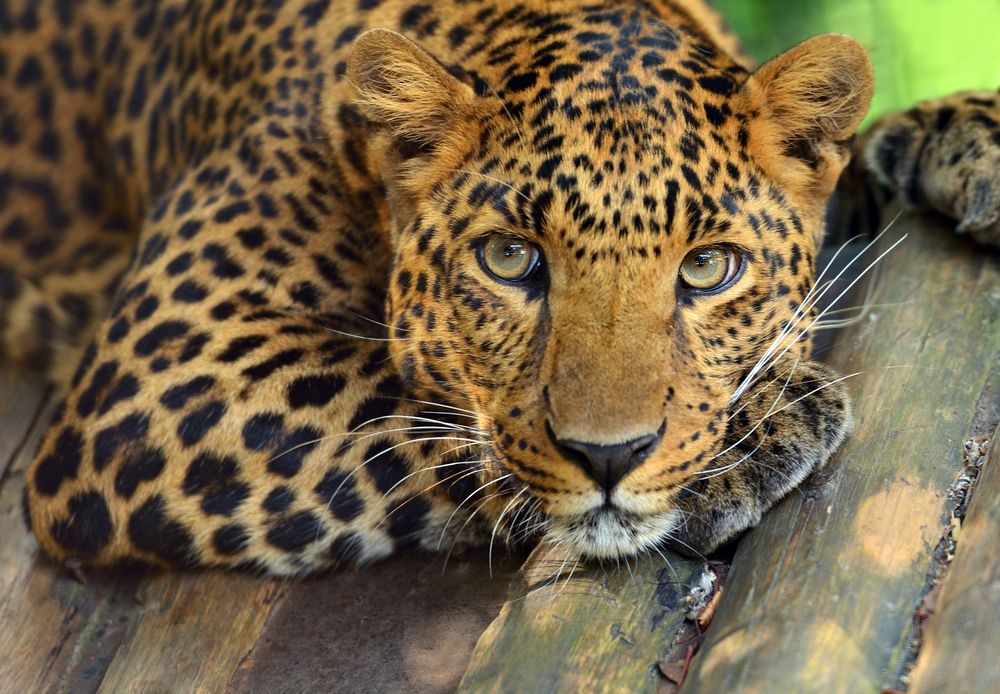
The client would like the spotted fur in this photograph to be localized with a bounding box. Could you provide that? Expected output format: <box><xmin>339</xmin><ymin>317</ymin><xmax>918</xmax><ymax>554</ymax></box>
<box><xmin>3</xmin><ymin>0</ymin><xmax>997</xmax><ymax>573</ymax></box>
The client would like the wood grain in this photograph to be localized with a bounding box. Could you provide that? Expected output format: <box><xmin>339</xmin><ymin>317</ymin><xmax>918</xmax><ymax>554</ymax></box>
<box><xmin>907</xmin><ymin>422</ymin><xmax>1000</xmax><ymax>693</ymax></box>
<box><xmin>682</xmin><ymin>211</ymin><xmax>1000</xmax><ymax>692</ymax></box>
<box><xmin>458</xmin><ymin>541</ymin><xmax>705</xmax><ymax>693</ymax></box>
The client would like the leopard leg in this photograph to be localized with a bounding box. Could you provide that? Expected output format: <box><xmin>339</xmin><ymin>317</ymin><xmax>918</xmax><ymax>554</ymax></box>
<box><xmin>22</xmin><ymin>142</ymin><xmax>490</xmax><ymax>575</ymax></box>
<box><xmin>858</xmin><ymin>89</ymin><xmax>1000</xmax><ymax>248</ymax></box>
<box><xmin>667</xmin><ymin>360</ymin><xmax>853</xmax><ymax>556</ymax></box>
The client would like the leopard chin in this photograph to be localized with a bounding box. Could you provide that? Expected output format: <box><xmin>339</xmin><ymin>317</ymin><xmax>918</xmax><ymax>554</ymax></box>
<box><xmin>544</xmin><ymin>507</ymin><xmax>682</xmax><ymax>561</ymax></box>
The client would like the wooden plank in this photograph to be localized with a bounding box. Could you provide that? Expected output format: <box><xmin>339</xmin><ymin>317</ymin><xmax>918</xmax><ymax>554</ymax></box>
<box><xmin>94</xmin><ymin>573</ymin><xmax>283</xmax><ymax>694</ymax></box>
<box><xmin>0</xmin><ymin>365</ymin><xmax>47</xmax><ymax>477</ymax></box>
<box><xmin>907</xmin><ymin>424</ymin><xmax>1000</xmax><ymax>692</ymax></box>
<box><xmin>458</xmin><ymin>541</ymin><xmax>706</xmax><ymax>693</ymax></box>
<box><xmin>682</xmin><ymin>211</ymin><xmax>1000</xmax><ymax>692</ymax></box>
<box><xmin>226</xmin><ymin>550</ymin><xmax>519</xmax><ymax>694</ymax></box>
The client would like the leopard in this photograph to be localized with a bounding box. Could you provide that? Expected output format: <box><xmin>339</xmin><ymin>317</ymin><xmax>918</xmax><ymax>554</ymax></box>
<box><xmin>2</xmin><ymin>0</ymin><xmax>997</xmax><ymax>575</ymax></box>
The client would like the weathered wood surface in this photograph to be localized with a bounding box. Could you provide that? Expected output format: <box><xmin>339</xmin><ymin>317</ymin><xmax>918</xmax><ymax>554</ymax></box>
<box><xmin>458</xmin><ymin>542</ymin><xmax>706</xmax><ymax>693</ymax></box>
<box><xmin>683</xmin><ymin>211</ymin><xmax>1000</xmax><ymax>692</ymax></box>
<box><xmin>907</xmin><ymin>422</ymin><xmax>1000</xmax><ymax>694</ymax></box>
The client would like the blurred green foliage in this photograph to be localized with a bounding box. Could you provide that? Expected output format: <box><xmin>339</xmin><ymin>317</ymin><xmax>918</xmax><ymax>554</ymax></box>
<box><xmin>714</xmin><ymin>0</ymin><xmax>1000</xmax><ymax>125</ymax></box>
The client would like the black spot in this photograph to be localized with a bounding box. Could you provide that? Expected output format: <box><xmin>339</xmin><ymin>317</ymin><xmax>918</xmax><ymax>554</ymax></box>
<box><xmin>160</xmin><ymin>375</ymin><xmax>215</xmax><ymax>410</ymax></box>
<box><xmin>201</xmin><ymin>482</ymin><xmax>251</xmax><ymax>516</ymax></box>
<box><xmin>217</xmin><ymin>335</ymin><xmax>267</xmax><ymax>362</ymax></box>
<box><xmin>334</xmin><ymin>24</ymin><xmax>361</xmax><ymax>48</ymax></box>
<box><xmin>287</xmin><ymin>373</ymin><xmax>347</xmax><ymax>409</ymax></box>
<box><xmin>242</xmin><ymin>412</ymin><xmax>286</xmax><ymax>451</ymax></box>
<box><xmin>50</xmin><ymin>491</ymin><xmax>113</xmax><ymax>557</ymax></box>
<box><xmin>211</xmin><ymin>301</ymin><xmax>237</xmax><ymax>320</ymax></box>
<box><xmin>400</xmin><ymin>3</ymin><xmax>431</xmax><ymax>29</ymax></box>
<box><xmin>177</xmin><ymin>400</ymin><xmax>227</xmax><ymax>447</ymax></box>
<box><xmin>182</xmin><ymin>451</ymin><xmax>239</xmax><ymax>495</ymax></box>
<box><xmin>328</xmin><ymin>532</ymin><xmax>363</xmax><ymax>564</ymax></box>
<box><xmin>697</xmin><ymin>75</ymin><xmax>735</xmax><ymax>95</ymax></box>
<box><xmin>241</xmin><ymin>348</ymin><xmax>304</xmax><ymax>382</ymax></box>
<box><xmin>97</xmin><ymin>373</ymin><xmax>140</xmax><ymax>415</ymax></box>
<box><xmin>92</xmin><ymin>412</ymin><xmax>150</xmax><ymax>471</ymax></box>
<box><xmin>314</xmin><ymin>468</ymin><xmax>364</xmax><ymax>521</ymax></box>
<box><xmin>346</xmin><ymin>376</ymin><xmax>401</xmax><ymax>431</ymax></box>
<box><xmin>263</xmin><ymin>486</ymin><xmax>296</xmax><ymax>513</ymax></box>
<box><xmin>299</xmin><ymin>0</ymin><xmax>331</xmax><ymax>27</ymax></box>
<box><xmin>266</xmin><ymin>510</ymin><xmax>326</xmax><ymax>552</ymax></box>
<box><xmin>363</xmin><ymin>441</ymin><xmax>409</xmax><ymax>494</ymax></box>
<box><xmin>178</xmin><ymin>219</ymin><xmax>203</xmax><ymax>239</ymax></box>
<box><xmin>134</xmin><ymin>295</ymin><xmax>159</xmax><ymax>321</ymax></box>
<box><xmin>172</xmin><ymin>279</ymin><xmax>209</xmax><ymax>303</ymax></box>
<box><xmin>506</xmin><ymin>71</ymin><xmax>538</xmax><ymax>92</ymax></box>
<box><xmin>128</xmin><ymin>495</ymin><xmax>196</xmax><ymax>565</ymax></box>
<box><xmin>107</xmin><ymin>317</ymin><xmax>130</xmax><ymax>343</ymax></box>
<box><xmin>268</xmin><ymin>425</ymin><xmax>323</xmax><ymax>478</ymax></box>
<box><xmin>114</xmin><ymin>447</ymin><xmax>166</xmax><ymax>499</ymax></box>
<box><xmin>236</xmin><ymin>225</ymin><xmax>266</xmax><ymax>248</ymax></box>
<box><xmin>76</xmin><ymin>359</ymin><xmax>119</xmax><ymax>417</ymax></box>
<box><xmin>134</xmin><ymin>320</ymin><xmax>191</xmax><ymax>356</ymax></box>
<box><xmin>386</xmin><ymin>496</ymin><xmax>430</xmax><ymax>544</ymax></box>
<box><xmin>213</xmin><ymin>524</ymin><xmax>250</xmax><ymax>555</ymax></box>
<box><xmin>202</xmin><ymin>243</ymin><xmax>245</xmax><ymax>278</ymax></box>
<box><xmin>213</xmin><ymin>200</ymin><xmax>251</xmax><ymax>224</ymax></box>
<box><xmin>550</xmin><ymin>63</ymin><xmax>583</xmax><ymax>82</ymax></box>
<box><xmin>140</xmin><ymin>233</ymin><xmax>168</xmax><ymax>265</ymax></box>
<box><xmin>179</xmin><ymin>332</ymin><xmax>211</xmax><ymax>363</ymax></box>
<box><xmin>167</xmin><ymin>251</ymin><xmax>194</xmax><ymax>277</ymax></box>
<box><xmin>33</xmin><ymin>427</ymin><xmax>84</xmax><ymax>497</ymax></box>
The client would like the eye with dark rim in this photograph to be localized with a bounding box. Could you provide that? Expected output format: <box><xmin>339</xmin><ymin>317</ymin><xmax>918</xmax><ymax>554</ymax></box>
<box><xmin>477</xmin><ymin>234</ymin><xmax>544</xmax><ymax>284</ymax></box>
<box><xmin>678</xmin><ymin>245</ymin><xmax>744</xmax><ymax>294</ymax></box>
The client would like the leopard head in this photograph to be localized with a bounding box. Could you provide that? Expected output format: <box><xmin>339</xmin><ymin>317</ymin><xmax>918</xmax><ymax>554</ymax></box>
<box><xmin>346</xmin><ymin>17</ymin><xmax>872</xmax><ymax>559</ymax></box>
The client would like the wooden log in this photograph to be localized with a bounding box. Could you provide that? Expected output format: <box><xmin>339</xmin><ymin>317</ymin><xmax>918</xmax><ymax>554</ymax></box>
<box><xmin>95</xmin><ymin>573</ymin><xmax>283</xmax><ymax>693</ymax></box>
<box><xmin>0</xmin><ymin>366</ymin><xmax>47</xmax><ymax>477</ymax></box>
<box><xmin>457</xmin><ymin>541</ymin><xmax>706</xmax><ymax>693</ymax></box>
<box><xmin>683</xmin><ymin>211</ymin><xmax>1000</xmax><ymax>692</ymax></box>
<box><xmin>907</xmin><ymin>423</ymin><xmax>1000</xmax><ymax>693</ymax></box>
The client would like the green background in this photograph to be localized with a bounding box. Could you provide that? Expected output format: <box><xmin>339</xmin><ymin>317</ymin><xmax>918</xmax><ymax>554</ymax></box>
<box><xmin>715</xmin><ymin>0</ymin><xmax>1000</xmax><ymax>125</ymax></box>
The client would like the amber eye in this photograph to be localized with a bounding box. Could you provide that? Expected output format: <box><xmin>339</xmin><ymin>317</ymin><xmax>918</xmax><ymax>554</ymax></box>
<box><xmin>678</xmin><ymin>246</ymin><xmax>742</xmax><ymax>292</ymax></box>
<box><xmin>479</xmin><ymin>235</ymin><xmax>541</xmax><ymax>283</ymax></box>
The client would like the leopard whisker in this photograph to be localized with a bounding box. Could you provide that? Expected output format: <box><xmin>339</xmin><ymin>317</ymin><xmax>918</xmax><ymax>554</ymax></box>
<box><xmin>323</xmin><ymin>435</ymin><xmax>484</xmax><ymax>511</ymax></box>
<box><xmin>710</xmin><ymin>354</ymin><xmax>802</xmax><ymax>463</ymax></box>
<box><xmin>442</xmin><ymin>487</ymin><xmax>510</xmax><ymax>570</ymax></box>
<box><xmin>731</xmin><ymin>224</ymin><xmax>888</xmax><ymax>403</ymax></box>
<box><xmin>489</xmin><ymin>487</ymin><xmax>529</xmax><ymax>577</ymax></box>
<box><xmin>266</xmin><ymin>423</ymin><xmax>471</xmax><ymax>465</ymax></box>
<box><xmin>732</xmin><ymin>215</ymin><xmax>904</xmax><ymax>403</ymax></box>
<box><xmin>437</xmin><ymin>473</ymin><xmax>514</xmax><ymax>550</ymax></box>
<box><xmin>376</xmin><ymin>456</ymin><xmax>484</xmax><ymax>502</ymax></box>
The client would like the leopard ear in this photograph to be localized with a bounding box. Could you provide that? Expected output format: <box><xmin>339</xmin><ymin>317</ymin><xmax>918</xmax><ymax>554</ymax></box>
<box><xmin>740</xmin><ymin>34</ymin><xmax>874</xmax><ymax>200</ymax></box>
<box><xmin>347</xmin><ymin>29</ymin><xmax>484</xmax><ymax>164</ymax></box>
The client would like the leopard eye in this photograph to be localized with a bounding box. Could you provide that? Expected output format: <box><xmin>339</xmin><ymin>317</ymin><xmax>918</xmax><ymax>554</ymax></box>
<box><xmin>679</xmin><ymin>246</ymin><xmax>742</xmax><ymax>292</ymax></box>
<box><xmin>479</xmin><ymin>235</ymin><xmax>541</xmax><ymax>283</ymax></box>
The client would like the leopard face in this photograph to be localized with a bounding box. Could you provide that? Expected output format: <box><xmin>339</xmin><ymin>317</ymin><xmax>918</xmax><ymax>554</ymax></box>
<box><xmin>350</xmin><ymin>18</ymin><xmax>873</xmax><ymax>558</ymax></box>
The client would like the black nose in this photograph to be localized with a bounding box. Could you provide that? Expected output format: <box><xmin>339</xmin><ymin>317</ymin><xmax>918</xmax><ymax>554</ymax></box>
<box><xmin>549</xmin><ymin>424</ymin><xmax>664</xmax><ymax>492</ymax></box>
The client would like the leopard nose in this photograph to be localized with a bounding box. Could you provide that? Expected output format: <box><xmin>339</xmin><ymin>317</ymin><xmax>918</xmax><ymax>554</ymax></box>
<box><xmin>549</xmin><ymin>424</ymin><xmax>664</xmax><ymax>492</ymax></box>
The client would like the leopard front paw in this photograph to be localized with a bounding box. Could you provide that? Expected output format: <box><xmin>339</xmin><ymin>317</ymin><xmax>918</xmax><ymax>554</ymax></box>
<box><xmin>667</xmin><ymin>360</ymin><xmax>854</xmax><ymax>556</ymax></box>
<box><xmin>864</xmin><ymin>90</ymin><xmax>1000</xmax><ymax>247</ymax></box>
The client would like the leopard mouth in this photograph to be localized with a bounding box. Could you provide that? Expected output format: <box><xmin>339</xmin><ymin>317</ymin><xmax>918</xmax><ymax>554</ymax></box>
<box><xmin>544</xmin><ymin>505</ymin><xmax>682</xmax><ymax>560</ymax></box>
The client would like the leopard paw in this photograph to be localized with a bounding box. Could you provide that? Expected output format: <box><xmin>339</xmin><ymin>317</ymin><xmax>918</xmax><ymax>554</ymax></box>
<box><xmin>667</xmin><ymin>360</ymin><xmax>854</xmax><ymax>556</ymax></box>
<box><xmin>863</xmin><ymin>89</ymin><xmax>1000</xmax><ymax>247</ymax></box>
